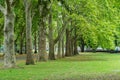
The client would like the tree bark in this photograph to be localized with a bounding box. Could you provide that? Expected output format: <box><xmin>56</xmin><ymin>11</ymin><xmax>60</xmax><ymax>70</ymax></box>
<box><xmin>38</xmin><ymin>20</ymin><xmax>47</xmax><ymax>61</ymax></box>
<box><xmin>2</xmin><ymin>0</ymin><xmax>16</xmax><ymax>68</ymax></box>
<box><xmin>19</xmin><ymin>28</ymin><xmax>25</xmax><ymax>54</ymax></box>
<box><xmin>80</xmin><ymin>37</ymin><xmax>85</xmax><ymax>52</ymax></box>
<box><xmin>34</xmin><ymin>31</ymin><xmax>37</xmax><ymax>53</ymax></box>
<box><xmin>65</xmin><ymin>29</ymin><xmax>70</xmax><ymax>56</ymax></box>
<box><xmin>69</xmin><ymin>35</ymin><xmax>73</xmax><ymax>56</ymax></box>
<box><xmin>62</xmin><ymin>36</ymin><xmax>65</xmax><ymax>57</ymax></box>
<box><xmin>74</xmin><ymin>39</ymin><xmax>78</xmax><ymax>55</ymax></box>
<box><xmin>73</xmin><ymin>27</ymin><xmax>78</xmax><ymax>55</ymax></box>
<box><xmin>24</xmin><ymin>0</ymin><xmax>34</xmax><ymax>65</ymax></box>
<box><xmin>57</xmin><ymin>38</ymin><xmax>62</xmax><ymax>58</ymax></box>
<box><xmin>48</xmin><ymin>11</ymin><xmax>55</xmax><ymax>60</ymax></box>
<box><xmin>38</xmin><ymin>1</ymin><xmax>49</xmax><ymax>61</ymax></box>
<box><xmin>71</xmin><ymin>38</ymin><xmax>74</xmax><ymax>55</ymax></box>
<box><xmin>19</xmin><ymin>35</ymin><xmax>23</xmax><ymax>54</ymax></box>
<box><xmin>65</xmin><ymin>27</ymin><xmax>73</xmax><ymax>56</ymax></box>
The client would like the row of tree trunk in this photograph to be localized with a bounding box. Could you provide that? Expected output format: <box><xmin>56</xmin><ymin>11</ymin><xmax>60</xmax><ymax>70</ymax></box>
<box><xmin>0</xmin><ymin>0</ymin><xmax>79</xmax><ymax>68</ymax></box>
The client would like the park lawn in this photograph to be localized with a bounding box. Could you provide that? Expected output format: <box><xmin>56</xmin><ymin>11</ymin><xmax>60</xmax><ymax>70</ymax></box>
<box><xmin>0</xmin><ymin>52</ymin><xmax>120</xmax><ymax>80</ymax></box>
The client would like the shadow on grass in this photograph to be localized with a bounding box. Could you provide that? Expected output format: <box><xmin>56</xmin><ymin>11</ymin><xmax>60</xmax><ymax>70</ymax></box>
<box><xmin>60</xmin><ymin>54</ymin><xmax>107</xmax><ymax>62</ymax></box>
<box><xmin>47</xmin><ymin>72</ymin><xmax>120</xmax><ymax>80</ymax></box>
<box><xmin>66</xmin><ymin>73</ymin><xmax>120</xmax><ymax>80</ymax></box>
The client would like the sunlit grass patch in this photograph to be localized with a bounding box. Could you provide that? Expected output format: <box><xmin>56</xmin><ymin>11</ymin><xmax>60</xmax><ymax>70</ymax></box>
<box><xmin>0</xmin><ymin>52</ymin><xmax>120</xmax><ymax>80</ymax></box>
<box><xmin>47</xmin><ymin>72</ymin><xmax>120</xmax><ymax>80</ymax></box>
<box><xmin>59</xmin><ymin>52</ymin><xmax>120</xmax><ymax>61</ymax></box>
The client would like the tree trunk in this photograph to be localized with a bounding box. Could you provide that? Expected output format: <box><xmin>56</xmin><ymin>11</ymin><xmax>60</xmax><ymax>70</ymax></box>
<box><xmin>48</xmin><ymin>12</ymin><xmax>55</xmax><ymax>60</ymax></box>
<box><xmin>34</xmin><ymin>31</ymin><xmax>37</xmax><ymax>53</ymax></box>
<box><xmin>65</xmin><ymin>29</ymin><xmax>70</xmax><ymax>56</ymax></box>
<box><xmin>74</xmin><ymin>39</ymin><xmax>78</xmax><ymax>55</ymax></box>
<box><xmin>38</xmin><ymin>1</ymin><xmax>48</xmax><ymax>61</ymax></box>
<box><xmin>57</xmin><ymin>38</ymin><xmax>62</xmax><ymax>58</ymax></box>
<box><xmin>19</xmin><ymin>32</ymin><xmax>24</xmax><ymax>54</ymax></box>
<box><xmin>69</xmin><ymin>37</ymin><xmax>73</xmax><ymax>56</ymax></box>
<box><xmin>14</xmin><ymin>40</ymin><xmax>17</xmax><ymax>54</ymax></box>
<box><xmin>24</xmin><ymin>0</ymin><xmax>34</xmax><ymax>65</ymax></box>
<box><xmin>25</xmin><ymin>40</ymin><xmax>27</xmax><ymax>54</ymax></box>
<box><xmin>65</xmin><ymin>28</ymin><xmax>73</xmax><ymax>56</ymax></box>
<box><xmin>81</xmin><ymin>38</ymin><xmax>85</xmax><ymax>52</ymax></box>
<box><xmin>49</xmin><ymin>40</ymin><xmax>55</xmax><ymax>60</ymax></box>
<box><xmin>74</xmin><ymin>27</ymin><xmax>78</xmax><ymax>55</ymax></box>
<box><xmin>57</xmin><ymin>17</ymin><xmax>62</xmax><ymax>59</ymax></box>
<box><xmin>3</xmin><ymin>0</ymin><xmax>16</xmax><ymax>68</ymax></box>
<box><xmin>62</xmin><ymin>36</ymin><xmax>65</xmax><ymax>57</ymax></box>
<box><xmin>37</xmin><ymin>0</ymin><xmax>51</xmax><ymax>61</ymax></box>
<box><xmin>71</xmin><ymin>38</ymin><xmax>74</xmax><ymax>55</ymax></box>
<box><xmin>38</xmin><ymin>21</ymin><xmax>47</xmax><ymax>61</ymax></box>
<box><xmin>19</xmin><ymin>27</ymin><xmax>25</xmax><ymax>54</ymax></box>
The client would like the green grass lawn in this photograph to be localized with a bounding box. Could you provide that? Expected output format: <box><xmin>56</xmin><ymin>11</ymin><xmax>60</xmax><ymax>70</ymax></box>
<box><xmin>0</xmin><ymin>52</ymin><xmax>120</xmax><ymax>80</ymax></box>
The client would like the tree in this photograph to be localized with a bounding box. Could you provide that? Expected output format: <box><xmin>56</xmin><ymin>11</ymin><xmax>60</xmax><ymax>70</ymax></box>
<box><xmin>14</xmin><ymin>1</ymin><xmax>25</xmax><ymax>54</ymax></box>
<box><xmin>37</xmin><ymin>0</ymin><xmax>51</xmax><ymax>61</ymax></box>
<box><xmin>48</xmin><ymin>1</ymin><xmax>69</xmax><ymax>59</ymax></box>
<box><xmin>48</xmin><ymin>7</ymin><xmax>55</xmax><ymax>60</ymax></box>
<box><xmin>24</xmin><ymin>0</ymin><xmax>34</xmax><ymax>65</ymax></box>
<box><xmin>0</xmin><ymin>0</ymin><xmax>16</xmax><ymax>68</ymax></box>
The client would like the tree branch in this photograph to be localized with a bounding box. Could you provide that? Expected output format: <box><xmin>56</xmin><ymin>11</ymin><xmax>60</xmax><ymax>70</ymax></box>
<box><xmin>0</xmin><ymin>4</ymin><xmax>5</xmax><ymax>14</ymax></box>
<box><xmin>58</xmin><ymin>0</ymin><xmax>72</xmax><ymax>13</ymax></box>
<box><xmin>54</xmin><ymin>25</ymin><xmax>66</xmax><ymax>44</ymax></box>
<box><xmin>54</xmin><ymin>18</ymin><xmax>71</xmax><ymax>44</ymax></box>
<box><xmin>11</xmin><ymin>0</ymin><xmax>18</xmax><ymax>7</ymax></box>
<box><xmin>6</xmin><ymin>0</ymin><xmax>11</xmax><ymax>12</ymax></box>
<box><xmin>23</xmin><ymin>0</ymin><xmax>27</xmax><ymax>7</ymax></box>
